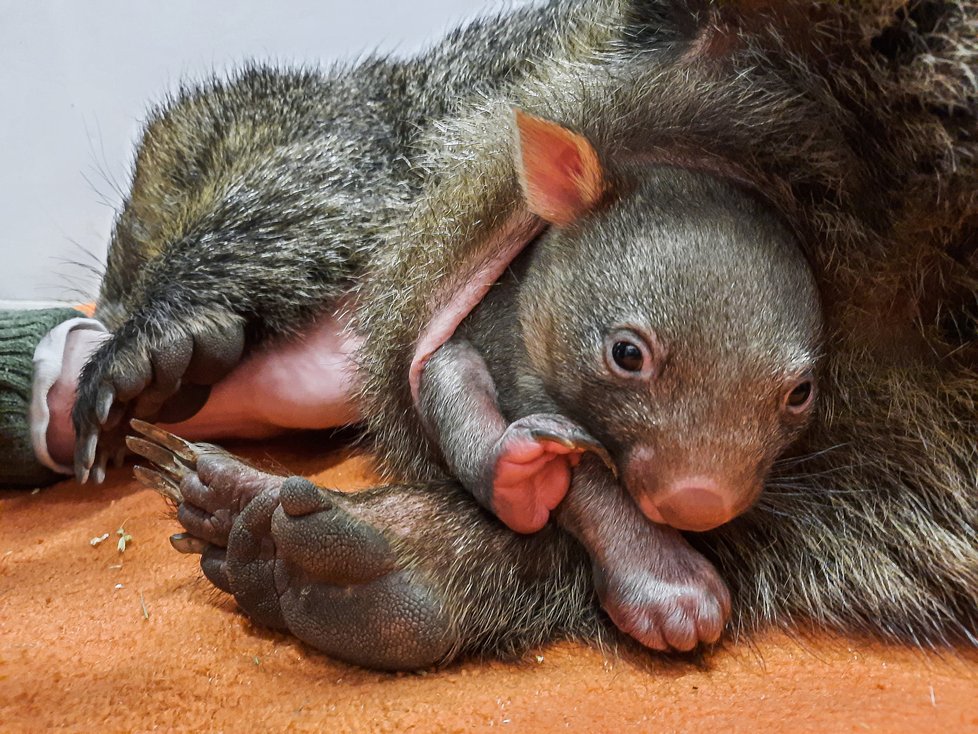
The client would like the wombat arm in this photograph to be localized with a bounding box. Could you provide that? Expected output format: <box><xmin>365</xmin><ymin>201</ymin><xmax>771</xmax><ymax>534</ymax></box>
<box><xmin>419</xmin><ymin>337</ymin><xmax>607</xmax><ymax>534</ymax></box>
<box><xmin>407</xmin><ymin>211</ymin><xmax>544</xmax><ymax>405</ymax></box>
<box><xmin>555</xmin><ymin>456</ymin><xmax>732</xmax><ymax>652</ymax></box>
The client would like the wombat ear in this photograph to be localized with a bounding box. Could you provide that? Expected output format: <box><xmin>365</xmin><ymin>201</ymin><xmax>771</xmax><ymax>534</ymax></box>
<box><xmin>514</xmin><ymin>110</ymin><xmax>606</xmax><ymax>227</ymax></box>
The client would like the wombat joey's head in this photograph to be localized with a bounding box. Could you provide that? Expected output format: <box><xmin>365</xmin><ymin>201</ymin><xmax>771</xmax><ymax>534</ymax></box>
<box><xmin>514</xmin><ymin>111</ymin><xmax>822</xmax><ymax>532</ymax></box>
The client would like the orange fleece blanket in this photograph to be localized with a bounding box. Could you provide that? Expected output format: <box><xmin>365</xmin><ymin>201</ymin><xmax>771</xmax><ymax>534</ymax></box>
<box><xmin>2</xmin><ymin>432</ymin><xmax>976</xmax><ymax>732</ymax></box>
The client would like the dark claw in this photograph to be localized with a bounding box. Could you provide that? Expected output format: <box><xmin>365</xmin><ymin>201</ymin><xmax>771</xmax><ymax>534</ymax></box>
<box><xmin>527</xmin><ymin>425</ymin><xmax>618</xmax><ymax>478</ymax></box>
<box><xmin>134</xmin><ymin>465</ymin><xmax>183</xmax><ymax>503</ymax></box>
<box><xmin>96</xmin><ymin>384</ymin><xmax>115</xmax><ymax>425</ymax></box>
<box><xmin>126</xmin><ymin>436</ymin><xmax>192</xmax><ymax>481</ymax></box>
<box><xmin>75</xmin><ymin>431</ymin><xmax>98</xmax><ymax>484</ymax></box>
<box><xmin>170</xmin><ymin>532</ymin><xmax>211</xmax><ymax>555</ymax></box>
<box><xmin>129</xmin><ymin>419</ymin><xmax>199</xmax><ymax>465</ymax></box>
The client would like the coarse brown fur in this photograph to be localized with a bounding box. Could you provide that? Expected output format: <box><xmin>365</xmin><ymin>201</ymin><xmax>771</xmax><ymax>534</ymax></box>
<box><xmin>86</xmin><ymin>0</ymin><xmax>976</xmax><ymax>658</ymax></box>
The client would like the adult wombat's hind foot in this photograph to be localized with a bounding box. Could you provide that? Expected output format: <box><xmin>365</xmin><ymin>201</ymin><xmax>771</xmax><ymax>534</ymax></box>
<box><xmin>130</xmin><ymin>421</ymin><xmax>455</xmax><ymax>671</ymax></box>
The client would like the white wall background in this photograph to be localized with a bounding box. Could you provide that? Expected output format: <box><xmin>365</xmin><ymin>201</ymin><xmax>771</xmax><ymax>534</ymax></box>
<box><xmin>0</xmin><ymin>0</ymin><xmax>506</xmax><ymax>303</ymax></box>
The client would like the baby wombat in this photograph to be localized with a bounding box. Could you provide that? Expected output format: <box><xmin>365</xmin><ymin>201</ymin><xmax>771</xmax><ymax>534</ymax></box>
<box><xmin>418</xmin><ymin>112</ymin><xmax>820</xmax><ymax>650</ymax></box>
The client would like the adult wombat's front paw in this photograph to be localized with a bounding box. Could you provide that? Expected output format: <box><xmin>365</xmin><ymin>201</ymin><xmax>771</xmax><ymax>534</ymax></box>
<box><xmin>593</xmin><ymin>541</ymin><xmax>731</xmax><ymax>652</ymax></box>
<box><xmin>73</xmin><ymin>315</ymin><xmax>245</xmax><ymax>482</ymax></box>
<box><xmin>131</xmin><ymin>422</ymin><xmax>454</xmax><ymax>671</ymax></box>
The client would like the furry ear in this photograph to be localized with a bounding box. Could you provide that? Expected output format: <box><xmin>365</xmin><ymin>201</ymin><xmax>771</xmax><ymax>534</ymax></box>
<box><xmin>514</xmin><ymin>110</ymin><xmax>607</xmax><ymax>227</ymax></box>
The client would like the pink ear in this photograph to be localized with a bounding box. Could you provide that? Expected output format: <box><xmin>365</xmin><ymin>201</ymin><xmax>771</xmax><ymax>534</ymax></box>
<box><xmin>515</xmin><ymin>110</ymin><xmax>607</xmax><ymax>227</ymax></box>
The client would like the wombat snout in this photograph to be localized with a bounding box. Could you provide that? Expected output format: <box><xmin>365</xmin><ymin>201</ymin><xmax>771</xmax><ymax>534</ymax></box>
<box><xmin>647</xmin><ymin>480</ymin><xmax>737</xmax><ymax>532</ymax></box>
<box><xmin>628</xmin><ymin>449</ymin><xmax>761</xmax><ymax>531</ymax></box>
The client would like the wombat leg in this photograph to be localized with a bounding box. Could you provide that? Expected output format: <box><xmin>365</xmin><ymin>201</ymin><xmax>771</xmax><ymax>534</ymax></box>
<box><xmin>419</xmin><ymin>337</ymin><xmax>612</xmax><ymax>534</ymax></box>
<box><xmin>555</xmin><ymin>456</ymin><xmax>732</xmax><ymax>652</ymax></box>
<box><xmin>73</xmin><ymin>313</ymin><xmax>245</xmax><ymax>482</ymax></box>
<box><xmin>131</xmin><ymin>424</ymin><xmax>455</xmax><ymax>671</ymax></box>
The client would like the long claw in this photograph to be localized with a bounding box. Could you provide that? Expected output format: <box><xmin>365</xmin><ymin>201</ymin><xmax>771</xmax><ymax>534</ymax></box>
<box><xmin>170</xmin><ymin>533</ymin><xmax>210</xmax><ymax>555</ymax></box>
<box><xmin>134</xmin><ymin>465</ymin><xmax>183</xmax><ymax>503</ymax></box>
<box><xmin>129</xmin><ymin>419</ymin><xmax>198</xmax><ymax>466</ymax></box>
<box><xmin>591</xmin><ymin>445</ymin><xmax>618</xmax><ymax>478</ymax></box>
<box><xmin>126</xmin><ymin>436</ymin><xmax>191</xmax><ymax>481</ymax></box>
<box><xmin>96</xmin><ymin>384</ymin><xmax>115</xmax><ymax>425</ymax></box>
<box><xmin>75</xmin><ymin>431</ymin><xmax>98</xmax><ymax>484</ymax></box>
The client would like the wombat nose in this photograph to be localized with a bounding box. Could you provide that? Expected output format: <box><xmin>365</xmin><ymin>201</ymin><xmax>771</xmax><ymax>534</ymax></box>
<box><xmin>655</xmin><ymin>479</ymin><xmax>735</xmax><ymax>532</ymax></box>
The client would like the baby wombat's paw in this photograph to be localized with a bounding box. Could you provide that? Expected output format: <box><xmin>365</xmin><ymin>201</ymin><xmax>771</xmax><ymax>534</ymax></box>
<box><xmin>131</xmin><ymin>422</ymin><xmax>453</xmax><ymax>671</ymax></box>
<box><xmin>486</xmin><ymin>414</ymin><xmax>615</xmax><ymax>534</ymax></box>
<box><xmin>594</xmin><ymin>541</ymin><xmax>732</xmax><ymax>652</ymax></box>
<box><xmin>73</xmin><ymin>315</ymin><xmax>245</xmax><ymax>483</ymax></box>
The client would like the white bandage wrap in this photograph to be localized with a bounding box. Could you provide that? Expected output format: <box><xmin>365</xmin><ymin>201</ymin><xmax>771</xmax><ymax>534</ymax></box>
<box><xmin>30</xmin><ymin>318</ymin><xmax>108</xmax><ymax>474</ymax></box>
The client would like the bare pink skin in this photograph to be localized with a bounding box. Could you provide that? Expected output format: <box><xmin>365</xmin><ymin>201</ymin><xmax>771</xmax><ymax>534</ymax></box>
<box><xmin>638</xmin><ymin>488</ymin><xmax>736</xmax><ymax>533</ymax></box>
<box><xmin>624</xmin><ymin>446</ymin><xmax>758</xmax><ymax>532</ymax></box>
<box><xmin>46</xmin><ymin>314</ymin><xmax>362</xmax><ymax>467</ymax></box>
<box><xmin>492</xmin><ymin>438</ymin><xmax>586</xmax><ymax>534</ymax></box>
<box><xmin>170</xmin><ymin>311</ymin><xmax>362</xmax><ymax>441</ymax></box>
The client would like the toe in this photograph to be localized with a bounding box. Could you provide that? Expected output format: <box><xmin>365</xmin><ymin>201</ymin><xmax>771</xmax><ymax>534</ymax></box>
<box><xmin>200</xmin><ymin>545</ymin><xmax>232</xmax><ymax>594</ymax></box>
<box><xmin>177</xmin><ymin>502</ymin><xmax>232</xmax><ymax>547</ymax></box>
<box><xmin>693</xmin><ymin>595</ymin><xmax>727</xmax><ymax>645</ymax></box>
<box><xmin>150</xmin><ymin>334</ymin><xmax>194</xmax><ymax>392</ymax></box>
<box><xmin>112</xmin><ymin>358</ymin><xmax>152</xmax><ymax>403</ymax></box>
<box><xmin>225</xmin><ymin>490</ymin><xmax>287</xmax><ymax>629</ymax></box>
<box><xmin>662</xmin><ymin>606</ymin><xmax>698</xmax><ymax>652</ymax></box>
<box><xmin>279</xmin><ymin>477</ymin><xmax>333</xmax><ymax>517</ymax></box>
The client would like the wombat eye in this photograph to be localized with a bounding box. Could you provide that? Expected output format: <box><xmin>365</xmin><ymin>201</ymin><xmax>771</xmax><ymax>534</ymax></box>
<box><xmin>612</xmin><ymin>342</ymin><xmax>644</xmax><ymax>371</ymax></box>
<box><xmin>784</xmin><ymin>378</ymin><xmax>815</xmax><ymax>412</ymax></box>
<box><xmin>603</xmin><ymin>328</ymin><xmax>658</xmax><ymax>379</ymax></box>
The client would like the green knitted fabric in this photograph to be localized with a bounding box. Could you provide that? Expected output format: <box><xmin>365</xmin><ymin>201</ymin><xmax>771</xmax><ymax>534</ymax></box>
<box><xmin>0</xmin><ymin>307</ymin><xmax>84</xmax><ymax>488</ymax></box>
